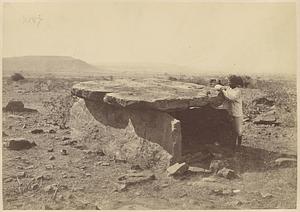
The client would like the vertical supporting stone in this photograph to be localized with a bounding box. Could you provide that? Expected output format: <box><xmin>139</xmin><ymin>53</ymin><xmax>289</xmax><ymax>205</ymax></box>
<box><xmin>170</xmin><ymin>119</ymin><xmax>182</xmax><ymax>164</ymax></box>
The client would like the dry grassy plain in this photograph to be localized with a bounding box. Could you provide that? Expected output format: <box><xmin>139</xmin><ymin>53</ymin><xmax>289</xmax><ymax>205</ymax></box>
<box><xmin>2</xmin><ymin>73</ymin><xmax>297</xmax><ymax>209</ymax></box>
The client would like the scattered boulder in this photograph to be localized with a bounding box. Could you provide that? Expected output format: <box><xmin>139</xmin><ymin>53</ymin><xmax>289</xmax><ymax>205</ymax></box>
<box><xmin>31</xmin><ymin>129</ymin><xmax>44</xmax><ymax>134</ymax></box>
<box><xmin>260</xmin><ymin>192</ymin><xmax>273</xmax><ymax>199</ymax></box>
<box><xmin>62</xmin><ymin>139</ymin><xmax>77</xmax><ymax>146</ymax></box>
<box><xmin>60</xmin><ymin>149</ymin><xmax>67</xmax><ymax>155</ymax></box>
<box><xmin>253</xmin><ymin>97</ymin><xmax>275</xmax><ymax>106</ymax></box>
<box><xmin>131</xmin><ymin>164</ymin><xmax>143</xmax><ymax>171</ymax></box>
<box><xmin>17</xmin><ymin>171</ymin><xmax>26</xmax><ymax>178</ymax></box>
<box><xmin>209</xmin><ymin>160</ymin><xmax>225</xmax><ymax>172</ymax></box>
<box><xmin>4</xmin><ymin>178</ymin><xmax>13</xmax><ymax>183</ymax></box>
<box><xmin>274</xmin><ymin>158</ymin><xmax>297</xmax><ymax>167</ymax></box>
<box><xmin>85</xmin><ymin>173</ymin><xmax>92</xmax><ymax>177</ymax></box>
<box><xmin>3</xmin><ymin>138</ymin><xmax>36</xmax><ymax>150</ymax></box>
<box><xmin>253</xmin><ymin>110</ymin><xmax>279</xmax><ymax>125</ymax></box>
<box><xmin>47</xmin><ymin>148</ymin><xmax>54</xmax><ymax>152</ymax></box>
<box><xmin>117</xmin><ymin>171</ymin><xmax>155</xmax><ymax>188</ymax></box>
<box><xmin>48</xmin><ymin>129</ymin><xmax>56</xmax><ymax>134</ymax></box>
<box><xmin>49</xmin><ymin>155</ymin><xmax>55</xmax><ymax>160</ymax></box>
<box><xmin>188</xmin><ymin>166</ymin><xmax>212</xmax><ymax>174</ymax></box>
<box><xmin>167</xmin><ymin>162</ymin><xmax>189</xmax><ymax>176</ymax></box>
<box><xmin>217</xmin><ymin>168</ymin><xmax>236</xmax><ymax>179</ymax></box>
<box><xmin>211</xmin><ymin>188</ymin><xmax>236</xmax><ymax>196</ymax></box>
<box><xmin>101</xmin><ymin>162</ymin><xmax>110</xmax><ymax>166</ymax></box>
<box><xmin>3</xmin><ymin>131</ymin><xmax>8</xmax><ymax>137</ymax></box>
<box><xmin>44</xmin><ymin>184</ymin><xmax>58</xmax><ymax>193</ymax></box>
<box><xmin>62</xmin><ymin>136</ymin><xmax>71</xmax><ymax>141</ymax></box>
<box><xmin>202</xmin><ymin>177</ymin><xmax>217</xmax><ymax>182</ymax></box>
<box><xmin>3</xmin><ymin>100</ymin><xmax>24</xmax><ymax>112</ymax></box>
<box><xmin>31</xmin><ymin>183</ymin><xmax>39</xmax><ymax>190</ymax></box>
<box><xmin>24</xmin><ymin>165</ymin><xmax>34</xmax><ymax>170</ymax></box>
<box><xmin>8</xmin><ymin>114</ymin><xmax>25</xmax><ymax>119</ymax></box>
<box><xmin>73</xmin><ymin>144</ymin><xmax>88</xmax><ymax>150</ymax></box>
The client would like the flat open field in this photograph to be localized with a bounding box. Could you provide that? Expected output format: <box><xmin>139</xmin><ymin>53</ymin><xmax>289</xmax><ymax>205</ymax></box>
<box><xmin>2</xmin><ymin>74</ymin><xmax>297</xmax><ymax>210</ymax></box>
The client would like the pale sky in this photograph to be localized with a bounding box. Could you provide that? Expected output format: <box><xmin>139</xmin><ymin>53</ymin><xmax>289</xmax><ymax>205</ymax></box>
<box><xmin>3</xmin><ymin>1</ymin><xmax>297</xmax><ymax>75</ymax></box>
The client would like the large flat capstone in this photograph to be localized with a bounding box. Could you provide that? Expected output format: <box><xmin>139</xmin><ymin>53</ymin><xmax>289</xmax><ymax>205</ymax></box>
<box><xmin>71</xmin><ymin>78</ymin><xmax>220</xmax><ymax>111</ymax></box>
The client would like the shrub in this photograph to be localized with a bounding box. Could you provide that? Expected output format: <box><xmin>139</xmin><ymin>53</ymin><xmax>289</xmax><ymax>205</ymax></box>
<box><xmin>11</xmin><ymin>73</ymin><xmax>25</xmax><ymax>81</ymax></box>
<box><xmin>42</xmin><ymin>94</ymin><xmax>78</xmax><ymax>129</ymax></box>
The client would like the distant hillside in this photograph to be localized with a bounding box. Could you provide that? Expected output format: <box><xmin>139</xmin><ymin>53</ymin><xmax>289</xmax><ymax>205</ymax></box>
<box><xmin>2</xmin><ymin>56</ymin><xmax>101</xmax><ymax>77</ymax></box>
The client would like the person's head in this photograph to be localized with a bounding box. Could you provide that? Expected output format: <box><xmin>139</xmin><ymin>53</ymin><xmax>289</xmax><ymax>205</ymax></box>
<box><xmin>228</xmin><ymin>75</ymin><xmax>243</xmax><ymax>88</ymax></box>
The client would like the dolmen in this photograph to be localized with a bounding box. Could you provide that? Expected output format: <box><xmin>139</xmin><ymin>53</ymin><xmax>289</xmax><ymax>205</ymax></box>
<box><xmin>70</xmin><ymin>78</ymin><xmax>234</xmax><ymax>170</ymax></box>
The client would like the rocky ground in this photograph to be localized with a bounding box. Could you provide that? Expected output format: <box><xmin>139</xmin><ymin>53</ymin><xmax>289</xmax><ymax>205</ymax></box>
<box><xmin>2</xmin><ymin>76</ymin><xmax>297</xmax><ymax>210</ymax></box>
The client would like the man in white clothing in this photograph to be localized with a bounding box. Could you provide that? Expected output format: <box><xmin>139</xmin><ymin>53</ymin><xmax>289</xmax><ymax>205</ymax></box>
<box><xmin>219</xmin><ymin>75</ymin><xmax>244</xmax><ymax>150</ymax></box>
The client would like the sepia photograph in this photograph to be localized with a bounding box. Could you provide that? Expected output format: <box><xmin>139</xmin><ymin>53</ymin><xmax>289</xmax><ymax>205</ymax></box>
<box><xmin>1</xmin><ymin>0</ymin><xmax>298</xmax><ymax>210</ymax></box>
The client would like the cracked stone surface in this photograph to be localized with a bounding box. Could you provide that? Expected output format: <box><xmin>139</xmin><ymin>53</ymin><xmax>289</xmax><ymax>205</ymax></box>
<box><xmin>71</xmin><ymin>78</ymin><xmax>221</xmax><ymax>111</ymax></box>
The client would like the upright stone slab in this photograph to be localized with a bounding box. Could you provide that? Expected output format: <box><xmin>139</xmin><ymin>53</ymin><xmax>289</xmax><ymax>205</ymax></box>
<box><xmin>70</xmin><ymin>78</ymin><xmax>231</xmax><ymax>170</ymax></box>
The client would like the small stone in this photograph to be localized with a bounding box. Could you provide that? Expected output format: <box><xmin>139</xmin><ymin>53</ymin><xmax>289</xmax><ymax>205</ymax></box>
<box><xmin>101</xmin><ymin>162</ymin><xmax>110</xmax><ymax>166</ymax></box>
<box><xmin>4</xmin><ymin>178</ymin><xmax>13</xmax><ymax>183</ymax></box>
<box><xmin>161</xmin><ymin>183</ymin><xmax>169</xmax><ymax>188</ymax></box>
<box><xmin>24</xmin><ymin>165</ymin><xmax>34</xmax><ymax>170</ymax></box>
<box><xmin>31</xmin><ymin>183</ymin><xmax>39</xmax><ymax>190</ymax></box>
<box><xmin>260</xmin><ymin>192</ymin><xmax>273</xmax><ymax>198</ymax></box>
<box><xmin>80</xmin><ymin>166</ymin><xmax>87</xmax><ymax>170</ymax></box>
<box><xmin>57</xmin><ymin>194</ymin><xmax>64</xmax><ymax>201</ymax></box>
<box><xmin>62</xmin><ymin>136</ymin><xmax>70</xmax><ymax>141</ymax></box>
<box><xmin>222</xmin><ymin>189</ymin><xmax>233</xmax><ymax>195</ymax></box>
<box><xmin>212</xmin><ymin>153</ymin><xmax>223</xmax><ymax>159</ymax></box>
<box><xmin>43</xmin><ymin>205</ymin><xmax>53</xmax><ymax>210</ymax></box>
<box><xmin>233</xmin><ymin>189</ymin><xmax>241</xmax><ymax>194</ymax></box>
<box><xmin>274</xmin><ymin>158</ymin><xmax>297</xmax><ymax>167</ymax></box>
<box><xmin>188</xmin><ymin>166</ymin><xmax>212</xmax><ymax>173</ymax></box>
<box><xmin>44</xmin><ymin>184</ymin><xmax>57</xmax><ymax>193</ymax></box>
<box><xmin>188</xmin><ymin>199</ymin><xmax>198</xmax><ymax>205</ymax></box>
<box><xmin>202</xmin><ymin>177</ymin><xmax>217</xmax><ymax>182</ymax></box>
<box><xmin>31</xmin><ymin>129</ymin><xmax>44</xmax><ymax>134</ymax></box>
<box><xmin>96</xmin><ymin>149</ymin><xmax>105</xmax><ymax>156</ymax></box>
<box><xmin>73</xmin><ymin>144</ymin><xmax>87</xmax><ymax>150</ymax></box>
<box><xmin>85</xmin><ymin>173</ymin><xmax>92</xmax><ymax>177</ymax></box>
<box><xmin>131</xmin><ymin>164</ymin><xmax>142</xmax><ymax>171</ymax></box>
<box><xmin>60</xmin><ymin>149</ymin><xmax>67</xmax><ymax>155</ymax></box>
<box><xmin>72</xmin><ymin>187</ymin><xmax>85</xmax><ymax>192</ymax></box>
<box><xmin>167</xmin><ymin>162</ymin><xmax>189</xmax><ymax>176</ymax></box>
<box><xmin>48</xmin><ymin>129</ymin><xmax>56</xmax><ymax>134</ymax></box>
<box><xmin>17</xmin><ymin>171</ymin><xmax>26</xmax><ymax>178</ymax></box>
<box><xmin>83</xmin><ymin>150</ymin><xmax>92</xmax><ymax>154</ymax></box>
<box><xmin>3</xmin><ymin>131</ymin><xmax>8</xmax><ymax>137</ymax></box>
<box><xmin>217</xmin><ymin>168</ymin><xmax>236</xmax><ymax>179</ymax></box>
<box><xmin>47</xmin><ymin>148</ymin><xmax>54</xmax><ymax>152</ymax></box>
<box><xmin>179</xmin><ymin>193</ymin><xmax>188</xmax><ymax>198</ymax></box>
<box><xmin>8</xmin><ymin>114</ymin><xmax>25</xmax><ymax>119</ymax></box>
<box><xmin>116</xmin><ymin>183</ymin><xmax>127</xmax><ymax>192</ymax></box>
<box><xmin>36</xmin><ymin>175</ymin><xmax>44</xmax><ymax>180</ymax></box>
<box><xmin>22</xmin><ymin>124</ymin><xmax>27</xmax><ymax>129</ymax></box>
<box><xmin>4</xmin><ymin>138</ymin><xmax>36</xmax><ymax>150</ymax></box>
<box><xmin>49</xmin><ymin>155</ymin><xmax>55</xmax><ymax>160</ymax></box>
<box><xmin>62</xmin><ymin>174</ymin><xmax>68</xmax><ymax>178</ymax></box>
<box><xmin>209</xmin><ymin>160</ymin><xmax>225</xmax><ymax>172</ymax></box>
<box><xmin>135</xmin><ymin>191</ymin><xmax>141</xmax><ymax>196</ymax></box>
<box><xmin>67</xmin><ymin>194</ymin><xmax>75</xmax><ymax>199</ymax></box>
<box><xmin>45</xmin><ymin>164</ymin><xmax>54</xmax><ymax>170</ymax></box>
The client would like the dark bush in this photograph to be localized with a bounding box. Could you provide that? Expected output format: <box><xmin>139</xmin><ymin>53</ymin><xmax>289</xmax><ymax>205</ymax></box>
<box><xmin>11</xmin><ymin>73</ymin><xmax>25</xmax><ymax>81</ymax></box>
